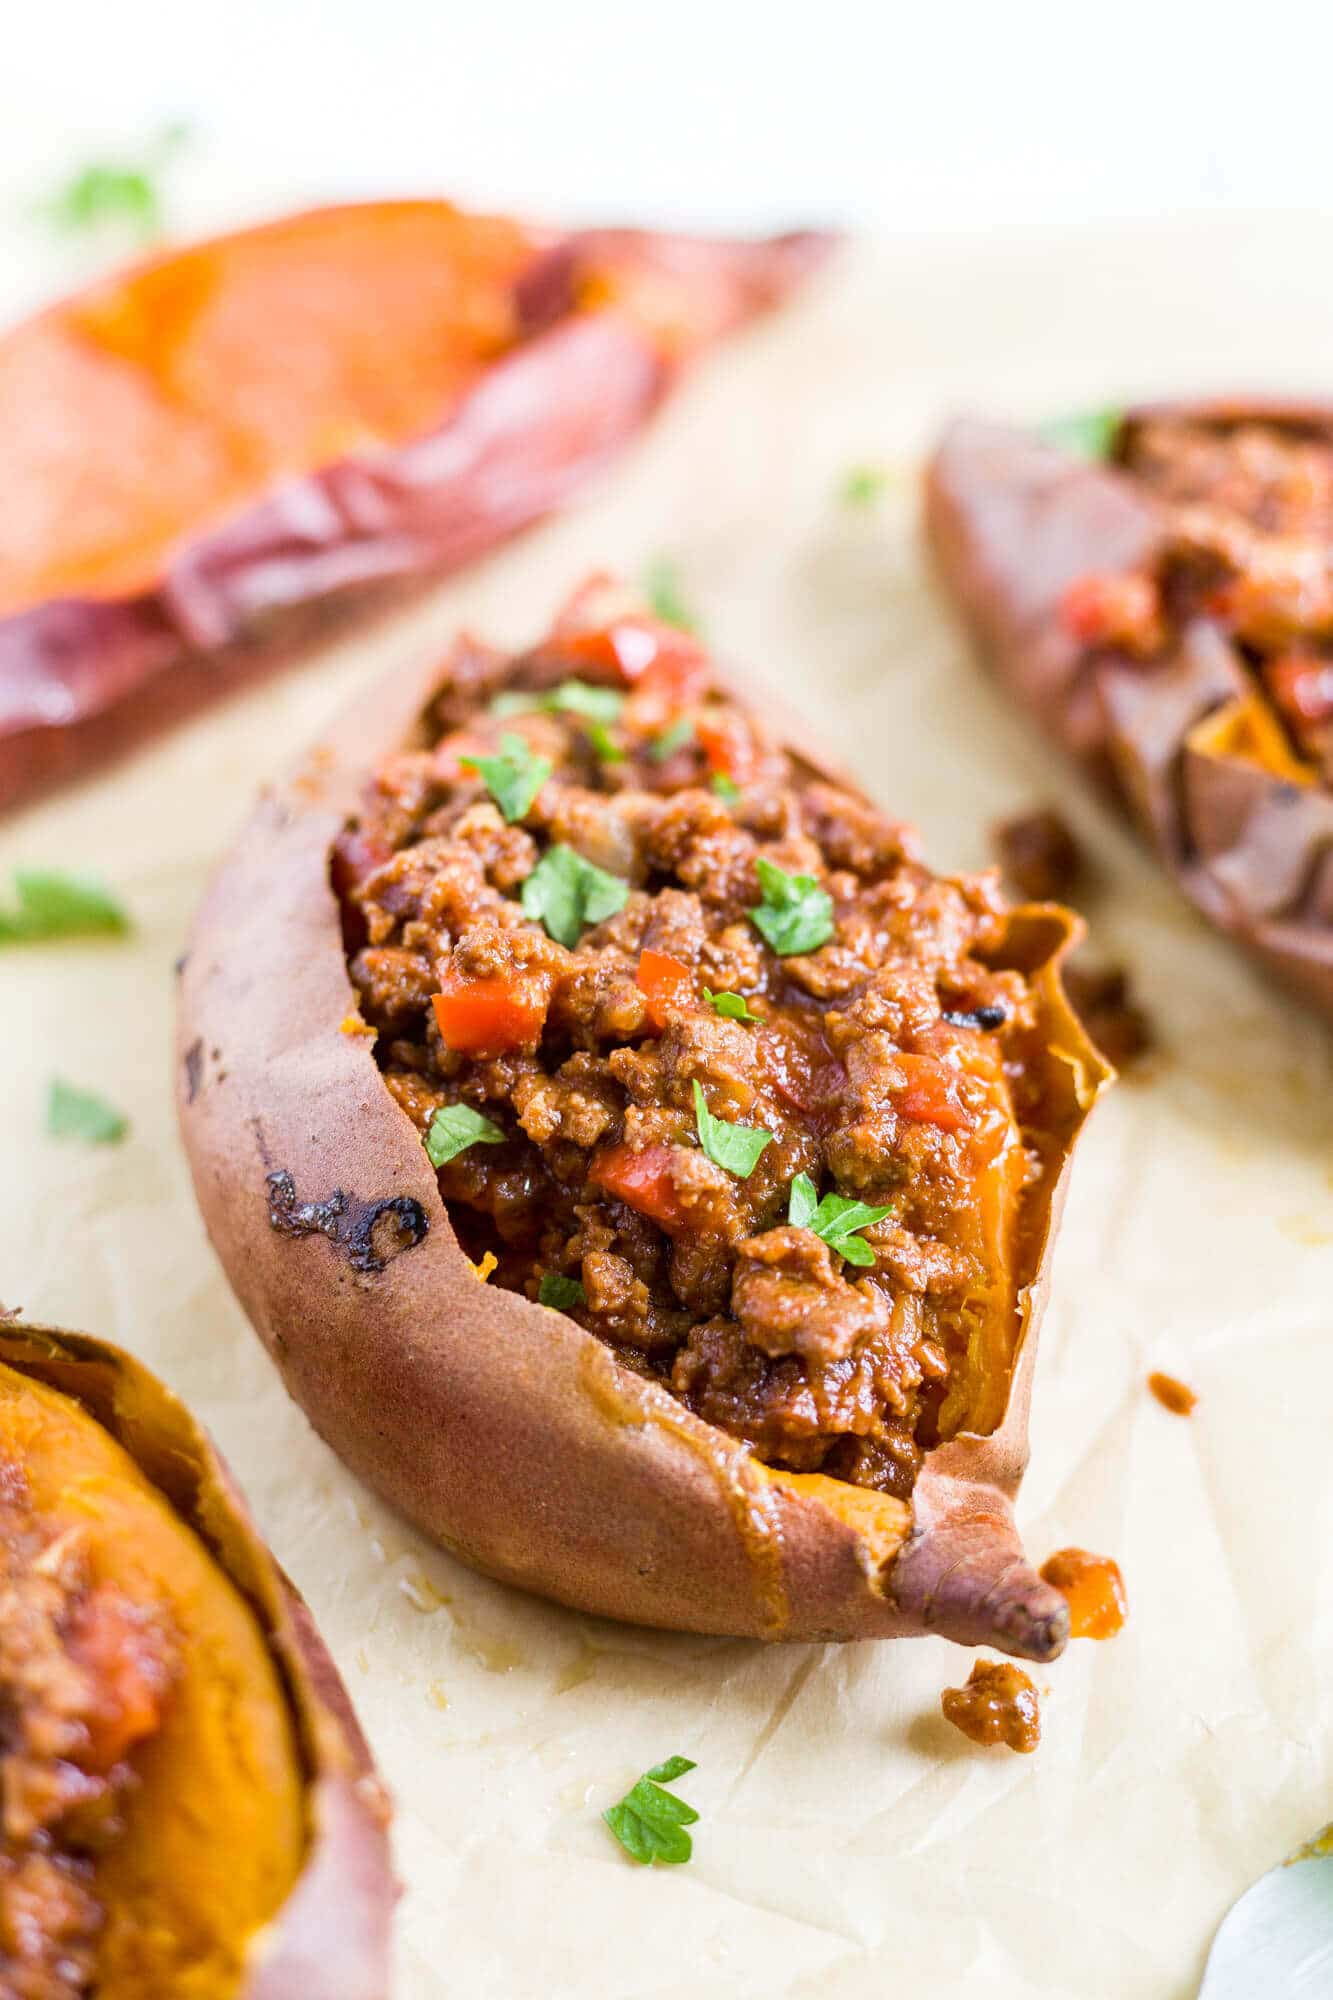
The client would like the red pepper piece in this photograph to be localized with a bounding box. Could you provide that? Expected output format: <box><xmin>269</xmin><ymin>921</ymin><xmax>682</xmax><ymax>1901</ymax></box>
<box><xmin>589</xmin><ymin>1143</ymin><xmax>687</xmax><ymax>1229</ymax></box>
<box><xmin>893</xmin><ymin>1054</ymin><xmax>973</xmax><ymax>1133</ymax></box>
<box><xmin>432</xmin><ymin>968</ymin><xmax>548</xmax><ymax>1056</ymax></box>
<box><xmin>635</xmin><ymin>949</ymin><xmax>694</xmax><ymax>1031</ymax></box>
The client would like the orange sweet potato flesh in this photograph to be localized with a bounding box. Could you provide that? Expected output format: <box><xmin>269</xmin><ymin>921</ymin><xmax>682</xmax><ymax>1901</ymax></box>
<box><xmin>0</xmin><ymin>201</ymin><xmax>832</xmax><ymax>814</ymax></box>
<box><xmin>0</xmin><ymin>1323</ymin><xmax>394</xmax><ymax>1999</ymax></box>
<box><xmin>175</xmin><ymin>621</ymin><xmax>1113</xmax><ymax>1664</ymax></box>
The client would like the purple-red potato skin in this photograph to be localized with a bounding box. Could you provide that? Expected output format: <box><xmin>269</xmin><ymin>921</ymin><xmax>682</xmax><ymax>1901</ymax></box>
<box><xmin>0</xmin><ymin>208</ymin><xmax>831</xmax><ymax>815</ymax></box>
<box><xmin>925</xmin><ymin>406</ymin><xmax>1333</xmax><ymax>1017</ymax></box>
<box><xmin>0</xmin><ymin>1321</ymin><xmax>394</xmax><ymax>2000</ymax></box>
<box><xmin>176</xmin><ymin>645</ymin><xmax>1111</xmax><ymax>1663</ymax></box>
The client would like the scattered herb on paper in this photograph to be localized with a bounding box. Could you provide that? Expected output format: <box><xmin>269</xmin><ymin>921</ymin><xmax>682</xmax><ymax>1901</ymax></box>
<box><xmin>47</xmin><ymin>1079</ymin><xmax>128</xmax><ymax>1146</ymax></box>
<box><xmin>603</xmin><ymin>1756</ymin><xmax>699</xmax><ymax>1866</ymax></box>
<box><xmin>0</xmin><ymin>871</ymin><xmax>129</xmax><ymax>944</ymax></box>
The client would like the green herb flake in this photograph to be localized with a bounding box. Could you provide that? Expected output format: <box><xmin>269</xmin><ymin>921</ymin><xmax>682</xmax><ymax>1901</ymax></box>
<box><xmin>649</xmin><ymin>717</ymin><xmax>695</xmax><ymax>764</ymax></box>
<box><xmin>693</xmin><ymin>1080</ymin><xmax>772</xmax><ymax>1179</ymax></box>
<box><xmin>839</xmin><ymin>463</ymin><xmax>887</xmax><ymax>508</ymax></box>
<box><xmin>460</xmin><ymin>732</ymin><xmax>552</xmax><ymax>823</ymax></box>
<box><xmin>710</xmin><ymin>772</ymin><xmax>742</xmax><ymax>805</ymax></box>
<box><xmin>587</xmin><ymin>720</ymin><xmax>626</xmax><ymax>763</ymax></box>
<box><xmin>703</xmin><ymin>987</ymin><xmax>759</xmax><ymax>1023</ymax></box>
<box><xmin>47</xmin><ymin>1079</ymin><xmax>128</xmax><ymax>1146</ymax></box>
<box><xmin>787</xmin><ymin>1172</ymin><xmax>893</xmax><ymax>1266</ymax></box>
<box><xmin>424</xmin><ymin>1103</ymin><xmax>506</xmax><ymax>1168</ymax></box>
<box><xmin>642</xmin><ymin>557</ymin><xmax>698</xmax><ymax>634</ymax></box>
<box><xmin>1040</xmin><ymin>406</ymin><xmax>1123</xmax><ymax>461</ymax></box>
<box><xmin>491</xmin><ymin>680</ymin><xmax>626</xmax><ymax>726</ymax></box>
<box><xmin>603</xmin><ymin>1755</ymin><xmax>699</xmax><ymax>1866</ymax></box>
<box><xmin>0</xmin><ymin>871</ymin><xmax>130</xmax><ymax>945</ymax></box>
<box><xmin>38</xmin><ymin>123</ymin><xmax>190</xmax><ymax>241</ymax></box>
<box><xmin>520</xmin><ymin>845</ymin><xmax>629</xmax><ymax>949</ymax></box>
<box><xmin>538</xmin><ymin>1272</ymin><xmax>586</xmax><ymax>1310</ymax></box>
<box><xmin>748</xmin><ymin>857</ymin><xmax>834</xmax><ymax>957</ymax></box>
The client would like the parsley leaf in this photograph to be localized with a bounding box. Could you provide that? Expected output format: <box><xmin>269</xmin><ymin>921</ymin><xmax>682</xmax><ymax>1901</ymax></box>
<box><xmin>586</xmin><ymin>720</ymin><xmax>625</xmax><ymax>763</ymax></box>
<box><xmin>642</xmin><ymin>556</ymin><xmax>698</xmax><ymax>633</ymax></box>
<box><xmin>520</xmin><ymin>845</ymin><xmax>629</xmax><ymax>949</ymax></box>
<box><xmin>39</xmin><ymin>123</ymin><xmax>189</xmax><ymax>240</ymax></box>
<box><xmin>460</xmin><ymin>732</ymin><xmax>551</xmax><ymax>822</ymax></box>
<box><xmin>424</xmin><ymin>1103</ymin><xmax>505</xmax><ymax>1168</ymax></box>
<box><xmin>787</xmin><ymin>1172</ymin><xmax>892</xmax><ymax>1266</ymax></box>
<box><xmin>603</xmin><ymin>1756</ymin><xmax>699</xmax><ymax>1866</ymax></box>
<box><xmin>649</xmin><ymin>717</ymin><xmax>695</xmax><ymax>763</ymax></box>
<box><xmin>538</xmin><ymin>1272</ymin><xmax>586</xmax><ymax>1310</ymax></box>
<box><xmin>704</xmin><ymin>987</ymin><xmax>759</xmax><ymax>1023</ymax></box>
<box><xmin>47</xmin><ymin>1079</ymin><xmax>128</xmax><ymax>1145</ymax></box>
<box><xmin>748</xmin><ymin>857</ymin><xmax>834</xmax><ymax>957</ymax></box>
<box><xmin>693</xmin><ymin>1080</ymin><xmax>772</xmax><ymax>1179</ymax></box>
<box><xmin>0</xmin><ymin>871</ymin><xmax>129</xmax><ymax>944</ymax></box>
<box><xmin>1041</xmin><ymin>407</ymin><xmax>1123</xmax><ymax>461</ymax></box>
<box><xmin>840</xmin><ymin>463</ymin><xmax>887</xmax><ymax>508</ymax></box>
<box><xmin>492</xmin><ymin>680</ymin><xmax>625</xmax><ymax>725</ymax></box>
<box><xmin>710</xmin><ymin>773</ymin><xmax>742</xmax><ymax>805</ymax></box>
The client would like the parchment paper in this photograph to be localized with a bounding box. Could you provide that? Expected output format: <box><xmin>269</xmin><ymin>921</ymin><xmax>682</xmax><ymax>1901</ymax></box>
<box><xmin>3</xmin><ymin>217</ymin><xmax>1332</xmax><ymax>2000</ymax></box>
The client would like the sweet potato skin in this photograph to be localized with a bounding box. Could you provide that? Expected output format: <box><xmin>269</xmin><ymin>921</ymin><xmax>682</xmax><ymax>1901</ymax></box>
<box><xmin>925</xmin><ymin>410</ymin><xmax>1333</xmax><ymax>1017</ymax></box>
<box><xmin>0</xmin><ymin>1321</ymin><xmax>394</xmax><ymax>2000</ymax></box>
<box><xmin>176</xmin><ymin>640</ymin><xmax>1110</xmax><ymax>1663</ymax></box>
<box><xmin>0</xmin><ymin>205</ymin><xmax>832</xmax><ymax>816</ymax></box>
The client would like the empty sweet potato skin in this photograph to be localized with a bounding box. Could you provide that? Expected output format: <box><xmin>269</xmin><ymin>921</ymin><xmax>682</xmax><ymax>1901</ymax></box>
<box><xmin>925</xmin><ymin>406</ymin><xmax>1333</xmax><ymax>1017</ymax></box>
<box><xmin>175</xmin><ymin>632</ymin><xmax>1112</xmax><ymax>1664</ymax></box>
<box><xmin>0</xmin><ymin>1320</ymin><xmax>394</xmax><ymax>1999</ymax></box>
<box><xmin>0</xmin><ymin>202</ymin><xmax>832</xmax><ymax>815</ymax></box>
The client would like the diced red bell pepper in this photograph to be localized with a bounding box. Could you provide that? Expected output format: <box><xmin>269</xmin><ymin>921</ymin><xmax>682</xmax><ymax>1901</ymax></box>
<box><xmin>589</xmin><ymin>1143</ymin><xmax>687</xmax><ymax>1229</ymax></box>
<box><xmin>696</xmin><ymin>710</ymin><xmax>761</xmax><ymax>787</ymax></box>
<box><xmin>635</xmin><ymin>949</ymin><xmax>694</xmax><ymax>1031</ymax></box>
<box><xmin>892</xmin><ymin>1054</ymin><xmax>973</xmax><ymax>1133</ymax></box>
<box><xmin>1264</xmin><ymin>652</ymin><xmax>1333</xmax><ymax>727</ymax></box>
<box><xmin>432</xmin><ymin>968</ymin><xmax>548</xmax><ymax>1056</ymax></box>
<box><xmin>761</xmin><ymin>1019</ymin><xmax>845</xmax><ymax>1115</ymax></box>
<box><xmin>1059</xmin><ymin>570</ymin><xmax>1160</xmax><ymax>651</ymax></box>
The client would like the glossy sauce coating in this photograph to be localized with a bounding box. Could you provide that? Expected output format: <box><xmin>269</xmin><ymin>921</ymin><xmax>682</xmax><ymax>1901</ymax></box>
<box><xmin>1039</xmin><ymin>1546</ymin><xmax>1127</xmax><ymax>1639</ymax></box>
<box><xmin>941</xmin><ymin>1659</ymin><xmax>1041</xmax><ymax>1753</ymax></box>
<box><xmin>1148</xmin><ymin>1370</ymin><xmax>1198</xmax><ymax>1416</ymax></box>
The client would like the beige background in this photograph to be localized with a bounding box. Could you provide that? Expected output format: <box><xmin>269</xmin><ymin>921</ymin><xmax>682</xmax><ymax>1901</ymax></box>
<box><xmin>3</xmin><ymin>220</ymin><xmax>1332</xmax><ymax>1998</ymax></box>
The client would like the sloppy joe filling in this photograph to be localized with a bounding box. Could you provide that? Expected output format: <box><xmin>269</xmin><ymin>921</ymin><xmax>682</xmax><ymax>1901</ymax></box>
<box><xmin>1062</xmin><ymin>415</ymin><xmax>1333</xmax><ymax>778</ymax></box>
<box><xmin>0</xmin><ymin>1467</ymin><xmax>174</xmax><ymax>2000</ymax></box>
<box><xmin>338</xmin><ymin>581</ymin><xmax>1059</xmax><ymax>1501</ymax></box>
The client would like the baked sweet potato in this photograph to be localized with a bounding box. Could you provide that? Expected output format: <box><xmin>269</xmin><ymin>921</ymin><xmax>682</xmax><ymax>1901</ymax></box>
<box><xmin>177</xmin><ymin>584</ymin><xmax>1112</xmax><ymax>1663</ymax></box>
<box><xmin>0</xmin><ymin>201</ymin><xmax>831</xmax><ymax>814</ymax></box>
<box><xmin>0</xmin><ymin>1319</ymin><xmax>393</xmax><ymax>1999</ymax></box>
<box><xmin>925</xmin><ymin>401</ymin><xmax>1333</xmax><ymax>1016</ymax></box>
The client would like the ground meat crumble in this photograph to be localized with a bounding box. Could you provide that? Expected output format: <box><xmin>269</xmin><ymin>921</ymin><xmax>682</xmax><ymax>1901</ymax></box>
<box><xmin>337</xmin><ymin>580</ymin><xmax>1059</xmax><ymax>1503</ymax></box>
<box><xmin>0</xmin><ymin>1465</ymin><xmax>174</xmax><ymax>2000</ymax></box>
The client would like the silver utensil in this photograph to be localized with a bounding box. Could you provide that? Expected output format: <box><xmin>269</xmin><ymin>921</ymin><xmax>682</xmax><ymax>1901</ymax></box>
<box><xmin>1199</xmin><ymin>1828</ymin><xmax>1332</xmax><ymax>1998</ymax></box>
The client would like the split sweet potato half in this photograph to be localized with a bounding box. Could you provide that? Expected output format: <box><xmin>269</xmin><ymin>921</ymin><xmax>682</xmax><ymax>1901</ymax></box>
<box><xmin>926</xmin><ymin>401</ymin><xmax>1333</xmax><ymax>1016</ymax></box>
<box><xmin>0</xmin><ymin>200</ymin><xmax>831</xmax><ymax>813</ymax></box>
<box><xmin>177</xmin><ymin>586</ymin><xmax>1111</xmax><ymax>1663</ymax></box>
<box><xmin>0</xmin><ymin>1320</ymin><xmax>393</xmax><ymax>1999</ymax></box>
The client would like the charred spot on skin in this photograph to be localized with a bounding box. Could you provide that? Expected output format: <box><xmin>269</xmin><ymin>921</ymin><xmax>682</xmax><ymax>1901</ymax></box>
<box><xmin>183</xmin><ymin>1038</ymin><xmax>204</xmax><ymax>1104</ymax></box>
<box><xmin>265</xmin><ymin>1170</ymin><xmax>429</xmax><ymax>1273</ymax></box>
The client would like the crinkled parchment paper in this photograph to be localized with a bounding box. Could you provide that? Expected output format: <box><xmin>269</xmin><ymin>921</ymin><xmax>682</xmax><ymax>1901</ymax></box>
<box><xmin>2</xmin><ymin>217</ymin><xmax>1331</xmax><ymax>2000</ymax></box>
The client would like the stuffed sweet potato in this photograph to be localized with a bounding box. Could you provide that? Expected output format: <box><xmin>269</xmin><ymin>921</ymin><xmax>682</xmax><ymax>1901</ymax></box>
<box><xmin>0</xmin><ymin>1320</ymin><xmax>393</xmax><ymax>1999</ymax></box>
<box><xmin>177</xmin><ymin>582</ymin><xmax>1112</xmax><ymax>1662</ymax></box>
<box><xmin>926</xmin><ymin>401</ymin><xmax>1333</xmax><ymax>1016</ymax></box>
<box><xmin>0</xmin><ymin>201</ymin><xmax>831</xmax><ymax>814</ymax></box>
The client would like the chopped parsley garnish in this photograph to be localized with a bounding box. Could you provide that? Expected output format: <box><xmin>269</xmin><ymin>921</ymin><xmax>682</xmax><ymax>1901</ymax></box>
<box><xmin>603</xmin><ymin>1756</ymin><xmax>699</xmax><ymax>1866</ymax></box>
<box><xmin>0</xmin><ymin>871</ymin><xmax>129</xmax><ymax>944</ymax></box>
<box><xmin>460</xmin><ymin>733</ymin><xmax>551</xmax><ymax>822</ymax></box>
<box><xmin>748</xmin><ymin>857</ymin><xmax>834</xmax><ymax>957</ymax></box>
<box><xmin>520</xmin><ymin>845</ymin><xmax>629</xmax><ymax>949</ymax></box>
<box><xmin>649</xmin><ymin>717</ymin><xmax>695</xmax><ymax>763</ymax></box>
<box><xmin>693</xmin><ymin>1080</ymin><xmax>772</xmax><ymax>1179</ymax></box>
<box><xmin>710</xmin><ymin>772</ymin><xmax>742</xmax><ymax>805</ymax></box>
<box><xmin>839</xmin><ymin>463</ymin><xmax>887</xmax><ymax>508</ymax></box>
<box><xmin>538</xmin><ymin>1272</ymin><xmax>586</xmax><ymax>1310</ymax></box>
<box><xmin>38</xmin><ymin>123</ymin><xmax>189</xmax><ymax>240</ymax></box>
<box><xmin>587</xmin><ymin>720</ymin><xmax>625</xmax><ymax>763</ymax></box>
<box><xmin>704</xmin><ymin>987</ymin><xmax>759</xmax><ymax>1023</ymax></box>
<box><xmin>1040</xmin><ymin>407</ymin><xmax>1123</xmax><ymax>461</ymax></box>
<box><xmin>787</xmin><ymin>1173</ymin><xmax>892</xmax><ymax>1266</ymax></box>
<box><xmin>424</xmin><ymin>1103</ymin><xmax>505</xmax><ymax>1168</ymax></box>
<box><xmin>492</xmin><ymin>679</ymin><xmax>625</xmax><ymax>725</ymax></box>
<box><xmin>46</xmin><ymin>1079</ymin><xmax>128</xmax><ymax>1145</ymax></box>
<box><xmin>642</xmin><ymin>556</ymin><xmax>698</xmax><ymax>634</ymax></box>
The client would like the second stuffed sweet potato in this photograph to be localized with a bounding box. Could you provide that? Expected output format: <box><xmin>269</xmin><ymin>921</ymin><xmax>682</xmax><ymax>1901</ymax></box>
<box><xmin>177</xmin><ymin>582</ymin><xmax>1112</xmax><ymax>1662</ymax></box>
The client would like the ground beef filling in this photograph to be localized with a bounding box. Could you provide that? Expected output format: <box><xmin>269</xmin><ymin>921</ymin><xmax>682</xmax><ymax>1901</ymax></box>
<box><xmin>1066</xmin><ymin>417</ymin><xmax>1333</xmax><ymax>778</ymax></box>
<box><xmin>338</xmin><ymin>588</ymin><xmax>1049</xmax><ymax>1501</ymax></box>
<box><xmin>0</xmin><ymin>1468</ymin><xmax>173</xmax><ymax>2000</ymax></box>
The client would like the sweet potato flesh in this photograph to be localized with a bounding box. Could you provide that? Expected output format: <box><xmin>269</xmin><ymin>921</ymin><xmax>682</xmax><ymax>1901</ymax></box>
<box><xmin>0</xmin><ymin>1362</ymin><xmax>303</xmax><ymax>1998</ymax></box>
<box><xmin>0</xmin><ymin>201</ymin><xmax>538</xmax><ymax>615</ymax></box>
<box><xmin>334</xmin><ymin>586</ymin><xmax>1077</xmax><ymax>1508</ymax></box>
